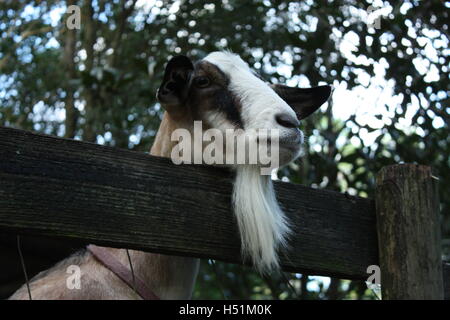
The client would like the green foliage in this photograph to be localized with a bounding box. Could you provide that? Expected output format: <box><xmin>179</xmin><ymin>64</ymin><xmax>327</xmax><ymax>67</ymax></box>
<box><xmin>0</xmin><ymin>0</ymin><xmax>448</xmax><ymax>299</ymax></box>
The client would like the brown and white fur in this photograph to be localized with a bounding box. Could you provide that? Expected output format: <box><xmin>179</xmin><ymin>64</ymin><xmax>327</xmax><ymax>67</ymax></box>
<box><xmin>10</xmin><ymin>51</ymin><xmax>330</xmax><ymax>299</ymax></box>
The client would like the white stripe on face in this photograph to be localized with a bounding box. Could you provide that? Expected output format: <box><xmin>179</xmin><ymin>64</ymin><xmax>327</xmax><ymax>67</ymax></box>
<box><xmin>204</xmin><ymin>51</ymin><xmax>298</xmax><ymax>132</ymax></box>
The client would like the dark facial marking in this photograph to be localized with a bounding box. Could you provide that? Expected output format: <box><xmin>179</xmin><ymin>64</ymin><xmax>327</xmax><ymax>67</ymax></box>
<box><xmin>188</xmin><ymin>60</ymin><xmax>243</xmax><ymax>128</ymax></box>
<box><xmin>194</xmin><ymin>60</ymin><xmax>229</xmax><ymax>86</ymax></box>
<box><xmin>213</xmin><ymin>88</ymin><xmax>243</xmax><ymax>128</ymax></box>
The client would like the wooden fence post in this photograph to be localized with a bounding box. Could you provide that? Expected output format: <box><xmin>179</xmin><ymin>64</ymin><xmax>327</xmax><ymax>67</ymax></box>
<box><xmin>375</xmin><ymin>164</ymin><xmax>444</xmax><ymax>299</ymax></box>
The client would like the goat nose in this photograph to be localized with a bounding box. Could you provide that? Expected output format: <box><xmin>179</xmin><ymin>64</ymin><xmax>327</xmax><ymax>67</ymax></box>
<box><xmin>275</xmin><ymin>113</ymin><xmax>300</xmax><ymax>128</ymax></box>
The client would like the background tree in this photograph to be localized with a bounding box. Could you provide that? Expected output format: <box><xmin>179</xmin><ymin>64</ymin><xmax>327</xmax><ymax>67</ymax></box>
<box><xmin>0</xmin><ymin>0</ymin><xmax>448</xmax><ymax>299</ymax></box>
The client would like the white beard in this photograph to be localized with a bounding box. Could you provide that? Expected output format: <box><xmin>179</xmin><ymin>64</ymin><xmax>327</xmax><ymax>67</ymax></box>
<box><xmin>232</xmin><ymin>165</ymin><xmax>291</xmax><ymax>274</ymax></box>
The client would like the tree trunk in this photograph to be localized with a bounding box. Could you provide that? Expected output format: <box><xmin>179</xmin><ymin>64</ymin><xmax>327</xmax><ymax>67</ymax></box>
<box><xmin>62</xmin><ymin>0</ymin><xmax>78</xmax><ymax>139</ymax></box>
<box><xmin>300</xmin><ymin>274</ymin><xmax>309</xmax><ymax>299</ymax></box>
<box><xmin>81</xmin><ymin>0</ymin><xmax>97</xmax><ymax>143</ymax></box>
<box><xmin>325</xmin><ymin>278</ymin><xmax>341</xmax><ymax>300</ymax></box>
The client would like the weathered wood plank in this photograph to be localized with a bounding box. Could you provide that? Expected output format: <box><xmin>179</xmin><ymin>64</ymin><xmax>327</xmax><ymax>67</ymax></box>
<box><xmin>0</xmin><ymin>126</ymin><xmax>378</xmax><ymax>279</ymax></box>
<box><xmin>375</xmin><ymin>164</ymin><xmax>444</xmax><ymax>299</ymax></box>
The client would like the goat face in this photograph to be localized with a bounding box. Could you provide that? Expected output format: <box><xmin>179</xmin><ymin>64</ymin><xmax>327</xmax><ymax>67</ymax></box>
<box><xmin>157</xmin><ymin>51</ymin><xmax>331</xmax><ymax>169</ymax></box>
<box><xmin>157</xmin><ymin>51</ymin><xmax>331</xmax><ymax>273</ymax></box>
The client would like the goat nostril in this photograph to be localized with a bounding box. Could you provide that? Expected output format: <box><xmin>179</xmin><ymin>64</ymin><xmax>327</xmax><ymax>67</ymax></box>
<box><xmin>275</xmin><ymin>113</ymin><xmax>300</xmax><ymax>128</ymax></box>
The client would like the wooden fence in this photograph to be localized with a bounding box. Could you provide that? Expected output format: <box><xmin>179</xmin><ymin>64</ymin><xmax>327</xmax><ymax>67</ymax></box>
<box><xmin>0</xmin><ymin>126</ymin><xmax>447</xmax><ymax>299</ymax></box>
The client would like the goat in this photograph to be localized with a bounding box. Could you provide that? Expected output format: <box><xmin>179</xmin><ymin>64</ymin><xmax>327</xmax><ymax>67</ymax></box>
<box><xmin>10</xmin><ymin>51</ymin><xmax>331</xmax><ymax>299</ymax></box>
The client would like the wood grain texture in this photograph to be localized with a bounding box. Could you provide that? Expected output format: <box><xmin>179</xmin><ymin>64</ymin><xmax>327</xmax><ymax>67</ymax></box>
<box><xmin>0</xmin><ymin>126</ymin><xmax>379</xmax><ymax>279</ymax></box>
<box><xmin>375</xmin><ymin>164</ymin><xmax>444</xmax><ymax>299</ymax></box>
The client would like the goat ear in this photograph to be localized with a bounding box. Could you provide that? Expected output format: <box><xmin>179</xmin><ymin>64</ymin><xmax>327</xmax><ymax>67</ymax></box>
<box><xmin>272</xmin><ymin>84</ymin><xmax>332</xmax><ymax>120</ymax></box>
<box><xmin>157</xmin><ymin>55</ymin><xmax>194</xmax><ymax>114</ymax></box>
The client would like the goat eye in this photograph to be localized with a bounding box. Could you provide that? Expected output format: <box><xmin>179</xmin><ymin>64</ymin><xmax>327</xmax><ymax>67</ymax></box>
<box><xmin>194</xmin><ymin>76</ymin><xmax>210</xmax><ymax>88</ymax></box>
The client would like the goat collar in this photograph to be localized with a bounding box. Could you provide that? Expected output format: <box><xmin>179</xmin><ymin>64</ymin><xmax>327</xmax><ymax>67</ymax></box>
<box><xmin>87</xmin><ymin>245</ymin><xmax>160</xmax><ymax>300</ymax></box>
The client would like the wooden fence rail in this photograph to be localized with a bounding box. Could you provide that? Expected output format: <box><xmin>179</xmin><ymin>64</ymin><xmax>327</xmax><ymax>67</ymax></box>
<box><xmin>0</xmin><ymin>126</ymin><xmax>447</xmax><ymax>299</ymax></box>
